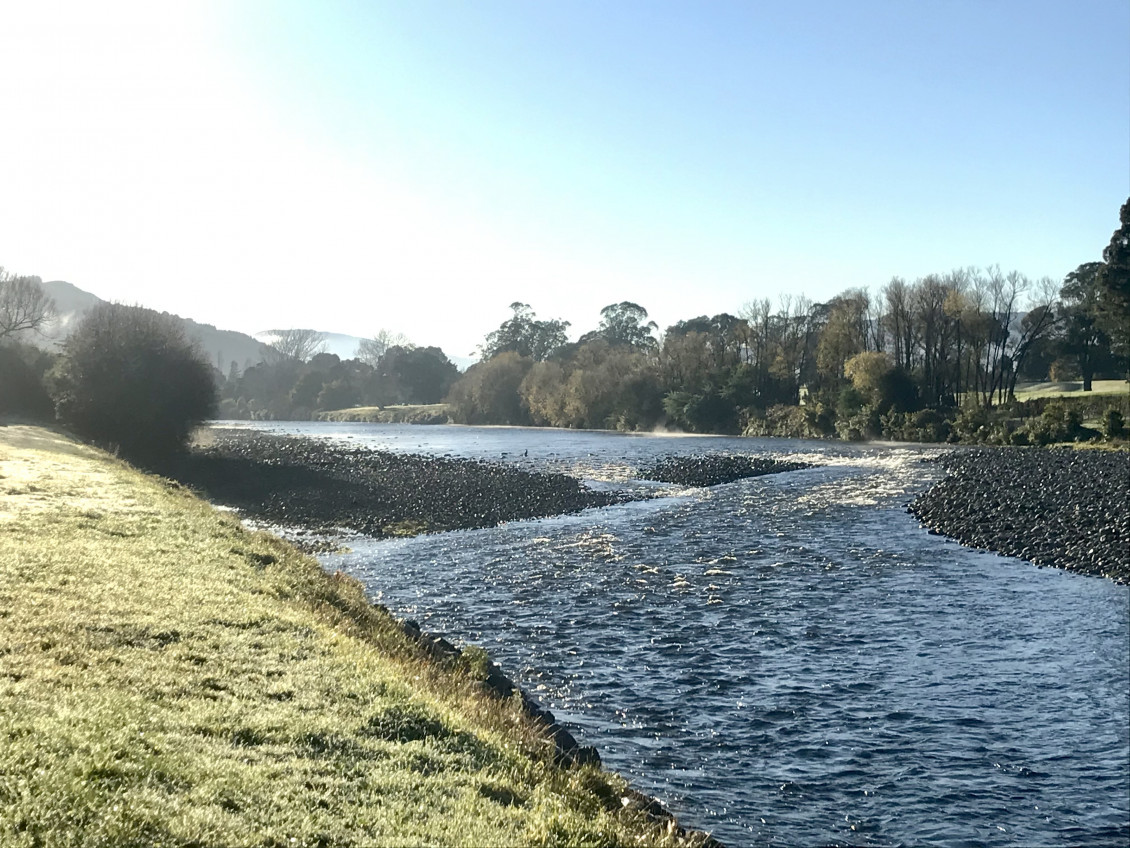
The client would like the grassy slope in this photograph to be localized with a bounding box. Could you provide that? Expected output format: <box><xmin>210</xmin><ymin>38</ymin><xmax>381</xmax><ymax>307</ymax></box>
<box><xmin>0</xmin><ymin>425</ymin><xmax>690</xmax><ymax>848</ymax></box>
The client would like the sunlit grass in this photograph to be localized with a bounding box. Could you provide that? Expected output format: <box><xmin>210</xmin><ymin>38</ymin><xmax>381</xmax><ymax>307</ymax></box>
<box><xmin>1011</xmin><ymin>379</ymin><xmax>1129</xmax><ymax>400</ymax></box>
<box><xmin>0</xmin><ymin>424</ymin><xmax>698</xmax><ymax>847</ymax></box>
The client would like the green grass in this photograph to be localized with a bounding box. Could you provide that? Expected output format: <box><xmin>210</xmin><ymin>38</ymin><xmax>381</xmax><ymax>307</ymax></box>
<box><xmin>0</xmin><ymin>425</ymin><xmax>699</xmax><ymax>847</ymax></box>
<box><xmin>317</xmin><ymin>404</ymin><xmax>452</xmax><ymax>424</ymax></box>
<box><xmin>1011</xmin><ymin>379</ymin><xmax>1129</xmax><ymax>400</ymax></box>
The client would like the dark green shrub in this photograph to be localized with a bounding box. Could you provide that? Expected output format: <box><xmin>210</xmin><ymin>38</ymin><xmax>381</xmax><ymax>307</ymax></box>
<box><xmin>663</xmin><ymin>390</ymin><xmax>739</xmax><ymax>434</ymax></box>
<box><xmin>1101</xmin><ymin>407</ymin><xmax>1127</xmax><ymax>439</ymax></box>
<box><xmin>1023</xmin><ymin>401</ymin><xmax>1085</xmax><ymax>445</ymax></box>
<box><xmin>0</xmin><ymin>344</ymin><xmax>55</xmax><ymax>421</ymax></box>
<box><xmin>880</xmin><ymin>408</ymin><xmax>953</xmax><ymax>442</ymax></box>
<box><xmin>910</xmin><ymin>408</ymin><xmax>953</xmax><ymax>442</ymax></box>
<box><xmin>835</xmin><ymin>405</ymin><xmax>880</xmax><ymax>441</ymax></box>
<box><xmin>876</xmin><ymin>366</ymin><xmax>920</xmax><ymax>413</ymax></box>
<box><xmin>52</xmin><ymin>303</ymin><xmax>217</xmax><ymax>462</ymax></box>
<box><xmin>836</xmin><ymin>385</ymin><xmax>867</xmax><ymax>420</ymax></box>
<box><xmin>743</xmin><ymin>403</ymin><xmax>834</xmax><ymax>439</ymax></box>
<box><xmin>1009</xmin><ymin>427</ymin><xmax>1031</xmax><ymax>446</ymax></box>
<box><xmin>950</xmin><ymin>405</ymin><xmax>993</xmax><ymax>443</ymax></box>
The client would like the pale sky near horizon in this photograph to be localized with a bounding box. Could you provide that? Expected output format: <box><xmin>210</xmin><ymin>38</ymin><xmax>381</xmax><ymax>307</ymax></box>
<box><xmin>1</xmin><ymin>0</ymin><xmax>1127</xmax><ymax>358</ymax></box>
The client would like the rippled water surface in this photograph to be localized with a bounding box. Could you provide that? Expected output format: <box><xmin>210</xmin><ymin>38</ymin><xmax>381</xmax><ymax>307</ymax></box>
<box><xmin>234</xmin><ymin>422</ymin><xmax>1130</xmax><ymax>847</ymax></box>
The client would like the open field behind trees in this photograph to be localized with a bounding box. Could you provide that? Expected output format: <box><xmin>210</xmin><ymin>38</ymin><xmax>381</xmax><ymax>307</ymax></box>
<box><xmin>0</xmin><ymin>424</ymin><xmax>703</xmax><ymax>848</ymax></box>
<box><xmin>1011</xmin><ymin>379</ymin><xmax>1129</xmax><ymax>400</ymax></box>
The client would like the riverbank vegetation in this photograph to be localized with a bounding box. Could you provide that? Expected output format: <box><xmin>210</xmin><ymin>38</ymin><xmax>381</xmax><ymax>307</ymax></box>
<box><xmin>1</xmin><ymin>199</ymin><xmax>1127</xmax><ymax>450</ymax></box>
<box><xmin>442</xmin><ymin>246</ymin><xmax>1127</xmax><ymax>444</ymax></box>
<box><xmin>0</xmin><ymin>424</ymin><xmax>714</xmax><ymax>847</ymax></box>
<box><xmin>244</xmin><ymin>200</ymin><xmax>1129</xmax><ymax>445</ymax></box>
<box><xmin>317</xmin><ymin>403</ymin><xmax>453</xmax><ymax>424</ymax></box>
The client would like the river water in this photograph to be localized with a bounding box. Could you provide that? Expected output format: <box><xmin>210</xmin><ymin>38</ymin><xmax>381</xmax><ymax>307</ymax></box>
<box><xmin>230</xmin><ymin>422</ymin><xmax>1130</xmax><ymax>847</ymax></box>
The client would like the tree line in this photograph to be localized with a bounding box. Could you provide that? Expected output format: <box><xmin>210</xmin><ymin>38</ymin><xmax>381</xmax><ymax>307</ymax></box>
<box><xmin>218</xmin><ymin>335</ymin><xmax>459</xmax><ymax>420</ymax></box>
<box><xmin>1</xmin><ymin>197</ymin><xmax>1127</xmax><ymax>460</ymax></box>
<box><xmin>448</xmin><ymin>200</ymin><xmax>1128</xmax><ymax>443</ymax></box>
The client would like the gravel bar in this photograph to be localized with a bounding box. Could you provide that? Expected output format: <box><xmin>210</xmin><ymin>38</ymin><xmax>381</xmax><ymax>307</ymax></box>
<box><xmin>159</xmin><ymin>429</ymin><xmax>633</xmax><ymax>539</ymax></box>
<box><xmin>908</xmin><ymin>447</ymin><xmax>1130</xmax><ymax>582</ymax></box>
<box><xmin>637</xmin><ymin>454</ymin><xmax>813</xmax><ymax>487</ymax></box>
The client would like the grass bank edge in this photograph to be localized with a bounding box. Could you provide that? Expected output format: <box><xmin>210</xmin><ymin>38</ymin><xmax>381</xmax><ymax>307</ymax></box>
<box><xmin>0</xmin><ymin>424</ymin><xmax>711</xmax><ymax>847</ymax></box>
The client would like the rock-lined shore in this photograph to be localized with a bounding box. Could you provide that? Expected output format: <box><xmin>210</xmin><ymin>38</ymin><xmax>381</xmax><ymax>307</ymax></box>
<box><xmin>161</xmin><ymin>428</ymin><xmax>633</xmax><ymax>539</ymax></box>
<box><xmin>909</xmin><ymin>447</ymin><xmax>1130</xmax><ymax>583</ymax></box>
<box><xmin>390</xmin><ymin>610</ymin><xmax>724</xmax><ymax>847</ymax></box>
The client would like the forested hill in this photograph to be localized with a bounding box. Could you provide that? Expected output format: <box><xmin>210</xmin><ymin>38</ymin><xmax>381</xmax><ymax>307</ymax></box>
<box><xmin>37</xmin><ymin>281</ymin><xmax>273</xmax><ymax>376</ymax></box>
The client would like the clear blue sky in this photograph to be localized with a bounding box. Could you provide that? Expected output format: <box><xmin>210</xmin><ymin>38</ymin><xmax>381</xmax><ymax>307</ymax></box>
<box><xmin>1</xmin><ymin>0</ymin><xmax>1126</xmax><ymax>357</ymax></box>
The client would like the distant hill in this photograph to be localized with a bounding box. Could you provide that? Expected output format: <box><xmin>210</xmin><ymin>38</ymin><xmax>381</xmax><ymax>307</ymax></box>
<box><xmin>38</xmin><ymin>280</ymin><xmax>101</xmax><ymax>342</ymax></box>
<box><xmin>28</xmin><ymin>281</ymin><xmax>472</xmax><ymax>373</ymax></box>
<box><xmin>35</xmin><ymin>281</ymin><xmax>273</xmax><ymax>376</ymax></box>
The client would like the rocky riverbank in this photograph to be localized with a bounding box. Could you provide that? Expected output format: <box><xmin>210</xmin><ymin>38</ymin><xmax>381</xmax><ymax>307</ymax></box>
<box><xmin>157</xmin><ymin>428</ymin><xmax>634</xmax><ymax>540</ymax></box>
<box><xmin>908</xmin><ymin>447</ymin><xmax>1130</xmax><ymax>582</ymax></box>
<box><xmin>388</xmin><ymin>609</ymin><xmax>724</xmax><ymax>846</ymax></box>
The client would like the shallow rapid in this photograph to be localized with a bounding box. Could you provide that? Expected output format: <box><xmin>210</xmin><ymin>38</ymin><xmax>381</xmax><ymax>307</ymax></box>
<box><xmin>234</xmin><ymin>422</ymin><xmax>1129</xmax><ymax>847</ymax></box>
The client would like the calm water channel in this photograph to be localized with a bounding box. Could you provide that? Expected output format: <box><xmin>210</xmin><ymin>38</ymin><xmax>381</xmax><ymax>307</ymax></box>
<box><xmin>232</xmin><ymin>421</ymin><xmax>1130</xmax><ymax>847</ymax></box>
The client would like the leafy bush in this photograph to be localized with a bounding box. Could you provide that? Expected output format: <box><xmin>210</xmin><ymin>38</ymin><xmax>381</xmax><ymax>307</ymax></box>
<box><xmin>1100</xmin><ymin>407</ymin><xmax>1126</xmax><ymax>440</ymax></box>
<box><xmin>0</xmin><ymin>343</ymin><xmax>55</xmax><ymax>421</ymax></box>
<box><xmin>949</xmin><ymin>405</ymin><xmax>993</xmax><ymax>443</ymax></box>
<box><xmin>52</xmin><ymin>303</ymin><xmax>217</xmax><ymax>461</ymax></box>
<box><xmin>663</xmin><ymin>390</ymin><xmax>739</xmax><ymax>434</ymax></box>
<box><xmin>881</xmin><ymin>408</ymin><xmax>953</xmax><ymax>442</ymax></box>
<box><xmin>743</xmin><ymin>403</ymin><xmax>833</xmax><ymax>439</ymax></box>
<box><xmin>1022</xmin><ymin>401</ymin><xmax>1085</xmax><ymax>445</ymax></box>
<box><xmin>835</xmin><ymin>405</ymin><xmax>881</xmax><ymax>441</ymax></box>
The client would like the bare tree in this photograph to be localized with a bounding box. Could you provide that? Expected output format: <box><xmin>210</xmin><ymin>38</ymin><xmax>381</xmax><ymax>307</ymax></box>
<box><xmin>912</xmin><ymin>274</ymin><xmax>962</xmax><ymax>407</ymax></box>
<box><xmin>0</xmin><ymin>269</ymin><xmax>56</xmax><ymax>342</ymax></box>
<box><xmin>771</xmin><ymin>293</ymin><xmax>815</xmax><ymax>403</ymax></box>
<box><xmin>356</xmin><ymin>329</ymin><xmax>411</xmax><ymax>367</ymax></box>
<box><xmin>739</xmin><ymin>298</ymin><xmax>772</xmax><ymax>380</ymax></box>
<box><xmin>265</xmin><ymin>328</ymin><xmax>326</xmax><ymax>362</ymax></box>
<box><xmin>881</xmin><ymin>277</ymin><xmax>915</xmax><ymax>370</ymax></box>
<box><xmin>1003</xmin><ymin>275</ymin><xmax>1059</xmax><ymax>400</ymax></box>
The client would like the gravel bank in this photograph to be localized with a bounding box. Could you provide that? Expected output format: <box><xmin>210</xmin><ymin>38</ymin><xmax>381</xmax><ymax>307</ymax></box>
<box><xmin>159</xmin><ymin>428</ymin><xmax>634</xmax><ymax>539</ymax></box>
<box><xmin>638</xmin><ymin>453</ymin><xmax>813</xmax><ymax>487</ymax></box>
<box><xmin>909</xmin><ymin>447</ymin><xmax>1129</xmax><ymax>582</ymax></box>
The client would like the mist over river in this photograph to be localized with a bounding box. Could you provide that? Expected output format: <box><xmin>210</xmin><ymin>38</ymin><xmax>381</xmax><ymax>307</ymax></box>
<box><xmin>228</xmin><ymin>422</ymin><xmax>1130</xmax><ymax>847</ymax></box>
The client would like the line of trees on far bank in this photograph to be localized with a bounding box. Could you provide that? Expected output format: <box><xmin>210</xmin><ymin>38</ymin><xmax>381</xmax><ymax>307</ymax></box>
<box><xmin>1</xmin><ymin>198</ymin><xmax>1127</xmax><ymax>457</ymax></box>
<box><xmin>446</xmin><ymin>200</ymin><xmax>1129</xmax><ymax>443</ymax></box>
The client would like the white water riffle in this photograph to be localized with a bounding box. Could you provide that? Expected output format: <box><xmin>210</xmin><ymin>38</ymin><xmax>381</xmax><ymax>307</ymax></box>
<box><xmin>233</xmin><ymin>422</ymin><xmax>1129</xmax><ymax>848</ymax></box>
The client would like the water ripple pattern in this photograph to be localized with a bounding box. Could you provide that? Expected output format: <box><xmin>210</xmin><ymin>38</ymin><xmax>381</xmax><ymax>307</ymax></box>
<box><xmin>264</xmin><ymin>423</ymin><xmax>1130</xmax><ymax>848</ymax></box>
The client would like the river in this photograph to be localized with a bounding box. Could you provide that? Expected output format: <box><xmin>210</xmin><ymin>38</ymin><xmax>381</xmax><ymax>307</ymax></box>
<box><xmin>228</xmin><ymin>421</ymin><xmax>1130</xmax><ymax>847</ymax></box>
